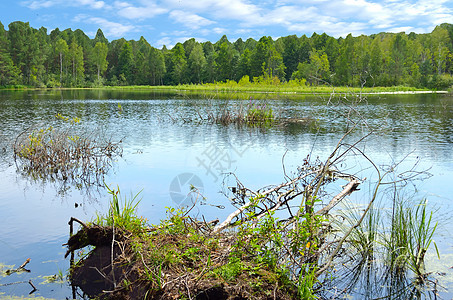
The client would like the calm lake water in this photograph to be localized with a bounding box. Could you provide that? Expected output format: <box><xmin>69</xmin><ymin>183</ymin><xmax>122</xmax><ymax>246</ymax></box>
<box><xmin>0</xmin><ymin>89</ymin><xmax>452</xmax><ymax>299</ymax></box>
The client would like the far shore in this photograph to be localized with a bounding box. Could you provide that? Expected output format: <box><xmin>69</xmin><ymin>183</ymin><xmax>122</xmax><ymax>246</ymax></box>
<box><xmin>1</xmin><ymin>84</ymin><xmax>450</xmax><ymax>96</ymax></box>
<box><xmin>365</xmin><ymin>90</ymin><xmax>448</xmax><ymax>95</ymax></box>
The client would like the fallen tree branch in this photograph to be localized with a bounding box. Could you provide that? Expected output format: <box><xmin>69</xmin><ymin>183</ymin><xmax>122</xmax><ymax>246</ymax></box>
<box><xmin>212</xmin><ymin>200</ymin><xmax>256</xmax><ymax>234</ymax></box>
<box><xmin>315</xmin><ymin>179</ymin><xmax>361</xmax><ymax>216</ymax></box>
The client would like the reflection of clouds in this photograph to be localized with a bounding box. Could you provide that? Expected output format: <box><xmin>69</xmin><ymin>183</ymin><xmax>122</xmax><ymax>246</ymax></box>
<box><xmin>0</xmin><ymin>166</ymin><xmax>104</xmax><ymax>248</ymax></box>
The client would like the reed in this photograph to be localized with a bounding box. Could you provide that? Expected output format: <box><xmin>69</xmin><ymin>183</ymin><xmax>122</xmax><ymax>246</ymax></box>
<box><xmin>384</xmin><ymin>198</ymin><xmax>439</xmax><ymax>278</ymax></box>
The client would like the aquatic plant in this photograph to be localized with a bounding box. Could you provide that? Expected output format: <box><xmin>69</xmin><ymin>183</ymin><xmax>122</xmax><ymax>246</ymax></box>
<box><xmin>202</xmin><ymin>100</ymin><xmax>276</xmax><ymax>126</ymax></box>
<box><xmin>384</xmin><ymin>198</ymin><xmax>439</xmax><ymax>278</ymax></box>
<box><xmin>93</xmin><ymin>185</ymin><xmax>145</xmax><ymax>233</ymax></box>
<box><xmin>13</xmin><ymin>113</ymin><xmax>122</xmax><ymax>187</ymax></box>
<box><xmin>330</xmin><ymin>196</ymin><xmax>439</xmax><ymax>297</ymax></box>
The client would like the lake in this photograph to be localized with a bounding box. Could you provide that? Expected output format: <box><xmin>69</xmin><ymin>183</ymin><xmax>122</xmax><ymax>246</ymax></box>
<box><xmin>0</xmin><ymin>89</ymin><xmax>452</xmax><ymax>299</ymax></box>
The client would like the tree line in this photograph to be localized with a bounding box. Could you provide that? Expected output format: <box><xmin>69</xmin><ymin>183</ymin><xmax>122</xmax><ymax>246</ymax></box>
<box><xmin>1</xmin><ymin>20</ymin><xmax>453</xmax><ymax>89</ymax></box>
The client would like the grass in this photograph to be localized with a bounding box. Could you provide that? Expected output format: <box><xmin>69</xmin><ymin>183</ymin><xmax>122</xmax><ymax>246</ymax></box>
<box><xmin>4</xmin><ymin>80</ymin><xmax>432</xmax><ymax>95</ymax></box>
<box><xmin>93</xmin><ymin>184</ymin><xmax>145</xmax><ymax>233</ymax></box>
<box><xmin>384</xmin><ymin>199</ymin><xmax>439</xmax><ymax>278</ymax></box>
<box><xmin>103</xmin><ymin>82</ymin><xmax>432</xmax><ymax>95</ymax></box>
<box><xmin>331</xmin><ymin>197</ymin><xmax>440</xmax><ymax>298</ymax></box>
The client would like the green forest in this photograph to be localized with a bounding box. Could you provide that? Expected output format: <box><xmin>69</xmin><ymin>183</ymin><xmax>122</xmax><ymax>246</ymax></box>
<box><xmin>1</xmin><ymin>20</ymin><xmax>453</xmax><ymax>89</ymax></box>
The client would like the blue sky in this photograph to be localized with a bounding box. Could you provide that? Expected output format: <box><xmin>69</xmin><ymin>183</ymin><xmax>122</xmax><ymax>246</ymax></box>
<box><xmin>1</xmin><ymin>0</ymin><xmax>452</xmax><ymax>48</ymax></box>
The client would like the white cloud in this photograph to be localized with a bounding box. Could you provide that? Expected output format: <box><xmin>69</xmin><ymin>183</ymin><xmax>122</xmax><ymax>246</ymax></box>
<box><xmin>211</xmin><ymin>0</ymin><xmax>262</xmax><ymax>20</ymax></box>
<box><xmin>77</xmin><ymin>0</ymin><xmax>106</xmax><ymax>9</ymax></box>
<box><xmin>163</xmin><ymin>0</ymin><xmax>221</xmax><ymax>11</ymax></box>
<box><xmin>239</xmin><ymin>0</ymin><xmax>453</xmax><ymax>37</ymax></box>
<box><xmin>288</xmin><ymin>19</ymin><xmax>368</xmax><ymax>37</ymax></box>
<box><xmin>22</xmin><ymin>0</ymin><xmax>108</xmax><ymax>9</ymax></box>
<box><xmin>169</xmin><ymin>10</ymin><xmax>215</xmax><ymax>29</ymax></box>
<box><xmin>213</xmin><ymin>27</ymin><xmax>227</xmax><ymax>34</ymax></box>
<box><xmin>169</xmin><ymin>30</ymin><xmax>191</xmax><ymax>36</ymax></box>
<box><xmin>19</xmin><ymin>0</ymin><xmax>453</xmax><ymax>43</ymax></box>
<box><xmin>73</xmin><ymin>15</ymin><xmax>136</xmax><ymax>38</ymax></box>
<box><xmin>198</xmin><ymin>29</ymin><xmax>212</xmax><ymax>36</ymax></box>
<box><xmin>387</xmin><ymin>26</ymin><xmax>414</xmax><ymax>33</ymax></box>
<box><xmin>263</xmin><ymin>5</ymin><xmax>321</xmax><ymax>26</ymax></box>
<box><xmin>23</xmin><ymin>0</ymin><xmax>56</xmax><ymax>9</ymax></box>
<box><xmin>235</xmin><ymin>28</ymin><xmax>253</xmax><ymax>35</ymax></box>
<box><xmin>114</xmin><ymin>1</ymin><xmax>168</xmax><ymax>20</ymax></box>
<box><xmin>162</xmin><ymin>0</ymin><xmax>263</xmax><ymax>23</ymax></box>
<box><xmin>156</xmin><ymin>36</ymin><xmax>172</xmax><ymax>48</ymax></box>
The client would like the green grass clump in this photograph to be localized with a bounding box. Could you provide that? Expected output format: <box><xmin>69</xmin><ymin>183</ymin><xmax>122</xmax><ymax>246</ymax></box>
<box><xmin>334</xmin><ymin>197</ymin><xmax>439</xmax><ymax>298</ymax></box>
<box><xmin>384</xmin><ymin>199</ymin><xmax>439</xmax><ymax>277</ymax></box>
<box><xmin>93</xmin><ymin>185</ymin><xmax>146</xmax><ymax>234</ymax></box>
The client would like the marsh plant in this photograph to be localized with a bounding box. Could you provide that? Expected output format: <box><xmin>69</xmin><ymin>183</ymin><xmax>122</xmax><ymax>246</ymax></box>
<box><xmin>384</xmin><ymin>198</ymin><xmax>439</xmax><ymax>278</ymax></box>
<box><xmin>329</xmin><ymin>194</ymin><xmax>439</xmax><ymax>299</ymax></box>
<box><xmin>183</xmin><ymin>99</ymin><xmax>277</xmax><ymax>126</ymax></box>
<box><xmin>13</xmin><ymin>113</ymin><xmax>122</xmax><ymax>187</ymax></box>
<box><xmin>93</xmin><ymin>184</ymin><xmax>145</xmax><ymax>233</ymax></box>
<box><xmin>66</xmin><ymin>92</ymin><xmax>438</xmax><ymax>299</ymax></box>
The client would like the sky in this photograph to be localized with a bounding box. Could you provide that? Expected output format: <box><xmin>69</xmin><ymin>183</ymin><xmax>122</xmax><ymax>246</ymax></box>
<box><xmin>1</xmin><ymin>0</ymin><xmax>452</xmax><ymax>49</ymax></box>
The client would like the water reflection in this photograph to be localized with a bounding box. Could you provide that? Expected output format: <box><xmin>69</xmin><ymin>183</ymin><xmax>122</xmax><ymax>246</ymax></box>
<box><xmin>0</xmin><ymin>90</ymin><xmax>452</xmax><ymax>298</ymax></box>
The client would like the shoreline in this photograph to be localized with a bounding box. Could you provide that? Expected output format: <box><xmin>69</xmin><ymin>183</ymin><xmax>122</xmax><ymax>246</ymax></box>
<box><xmin>0</xmin><ymin>85</ymin><xmax>449</xmax><ymax>96</ymax></box>
<box><xmin>365</xmin><ymin>90</ymin><xmax>448</xmax><ymax>95</ymax></box>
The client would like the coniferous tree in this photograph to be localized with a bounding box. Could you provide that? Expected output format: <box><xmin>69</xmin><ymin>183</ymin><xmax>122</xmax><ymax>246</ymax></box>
<box><xmin>216</xmin><ymin>41</ymin><xmax>236</xmax><ymax>81</ymax></box>
<box><xmin>0</xmin><ymin>20</ymin><xmax>452</xmax><ymax>88</ymax></box>
<box><xmin>168</xmin><ymin>43</ymin><xmax>187</xmax><ymax>84</ymax></box>
<box><xmin>8</xmin><ymin>21</ymin><xmax>41</xmax><ymax>85</ymax></box>
<box><xmin>282</xmin><ymin>35</ymin><xmax>301</xmax><ymax>81</ymax></box>
<box><xmin>69</xmin><ymin>40</ymin><xmax>84</xmax><ymax>84</ymax></box>
<box><xmin>202</xmin><ymin>42</ymin><xmax>217</xmax><ymax>82</ymax></box>
<box><xmin>149</xmin><ymin>47</ymin><xmax>166</xmax><ymax>85</ymax></box>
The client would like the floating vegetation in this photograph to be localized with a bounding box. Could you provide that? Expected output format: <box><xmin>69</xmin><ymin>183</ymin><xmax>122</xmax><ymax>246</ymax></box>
<box><xmin>0</xmin><ymin>259</ymin><xmax>38</xmax><ymax>295</ymax></box>
<box><xmin>13</xmin><ymin>114</ymin><xmax>122</xmax><ymax>188</ymax></box>
<box><xmin>215</xmin><ymin>101</ymin><xmax>275</xmax><ymax>126</ymax></box>
<box><xmin>0</xmin><ymin>263</ymin><xmax>15</xmax><ymax>278</ymax></box>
